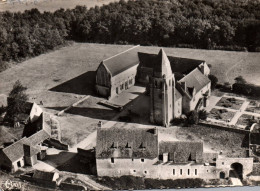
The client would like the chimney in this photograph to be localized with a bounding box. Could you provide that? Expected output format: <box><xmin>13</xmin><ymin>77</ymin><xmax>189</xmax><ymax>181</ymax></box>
<box><xmin>98</xmin><ymin>121</ymin><xmax>102</xmax><ymax>128</ymax></box>
<box><xmin>153</xmin><ymin>127</ymin><xmax>158</xmax><ymax>135</ymax></box>
<box><xmin>163</xmin><ymin>153</ymin><xmax>168</xmax><ymax>163</ymax></box>
<box><xmin>181</xmin><ymin>82</ymin><xmax>186</xmax><ymax>91</ymax></box>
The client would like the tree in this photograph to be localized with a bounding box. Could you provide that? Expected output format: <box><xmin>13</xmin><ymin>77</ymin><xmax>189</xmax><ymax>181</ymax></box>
<box><xmin>5</xmin><ymin>80</ymin><xmax>28</xmax><ymax>123</ymax></box>
<box><xmin>208</xmin><ymin>74</ymin><xmax>218</xmax><ymax>90</ymax></box>
<box><xmin>234</xmin><ymin>76</ymin><xmax>246</xmax><ymax>84</ymax></box>
<box><xmin>188</xmin><ymin>110</ymin><xmax>199</xmax><ymax>125</ymax></box>
<box><xmin>199</xmin><ymin>109</ymin><xmax>208</xmax><ymax>120</ymax></box>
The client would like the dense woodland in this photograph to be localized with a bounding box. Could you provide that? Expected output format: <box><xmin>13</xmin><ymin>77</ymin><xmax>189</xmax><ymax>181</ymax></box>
<box><xmin>0</xmin><ymin>0</ymin><xmax>260</xmax><ymax>71</ymax></box>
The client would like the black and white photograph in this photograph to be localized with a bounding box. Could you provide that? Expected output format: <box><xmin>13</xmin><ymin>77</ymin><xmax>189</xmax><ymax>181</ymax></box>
<box><xmin>0</xmin><ymin>0</ymin><xmax>260</xmax><ymax>190</ymax></box>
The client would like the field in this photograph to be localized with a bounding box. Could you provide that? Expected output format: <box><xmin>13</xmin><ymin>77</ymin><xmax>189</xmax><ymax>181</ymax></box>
<box><xmin>0</xmin><ymin>42</ymin><xmax>259</xmax><ymax>146</ymax></box>
<box><xmin>0</xmin><ymin>0</ymin><xmax>119</xmax><ymax>12</ymax></box>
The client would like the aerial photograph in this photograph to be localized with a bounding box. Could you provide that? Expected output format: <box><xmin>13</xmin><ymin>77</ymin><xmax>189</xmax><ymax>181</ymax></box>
<box><xmin>0</xmin><ymin>0</ymin><xmax>259</xmax><ymax>190</ymax></box>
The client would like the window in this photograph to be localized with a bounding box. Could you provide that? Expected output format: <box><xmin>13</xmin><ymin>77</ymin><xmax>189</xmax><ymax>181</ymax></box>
<box><xmin>141</xmin><ymin>159</ymin><xmax>144</xmax><ymax>162</ymax></box>
<box><xmin>132</xmin><ymin>158</ymin><xmax>134</xmax><ymax>162</ymax></box>
<box><xmin>133</xmin><ymin>170</ymin><xmax>136</xmax><ymax>172</ymax></box>
<box><xmin>180</xmin><ymin>169</ymin><xmax>182</xmax><ymax>175</ymax></box>
<box><xmin>188</xmin><ymin>169</ymin><xmax>190</xmax><ymax>175</ymax></box>
<box><xmin>195</xmin><ymin>169</ymin><xmax>197</xmax><ymax>175</ymax></box>
<box><xmin>173</xmin><ymin>169</ymin><xmax>175</xmax><ymax>175</ymax></box>
<box><xmin>111</xmin><ymin>158</ymin><xmax>114</xmax><ymax>163</ymax></box>
<box><xmin>144</xmin><ymin>171</ymin><xmax>147</xmax><ymax>174</ymax></box>
<box><xmin>169</xmin><ymin>80</ymin><xmax>171</xmax><ymax>86</ymax></box>
<box><xmin>222</xmin><ymin>162</ymin><xmax>224</xmax><ymax>165</ymax></box>
<box><xmin>116</xmin><ymin>87</ymin><xmax>119</xmax><ymax>94</ymax></box>
<box><xmin>129</xmin><ymin>78</ymin><xmax>133</xmax><ymax>85</ymax></box>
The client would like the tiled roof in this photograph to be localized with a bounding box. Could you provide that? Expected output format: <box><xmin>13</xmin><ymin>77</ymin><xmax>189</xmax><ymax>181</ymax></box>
<box><xmin>178</xmin><ymin>68</ymin><xmax>210</xmax><ymax>95</ymax></box>
<box><xmin>159</xmin><ymin>141</ymin><xmax>204</xmax><ymax>163</ymax></box>
<box><xmin>102</xmin><ymin>46</ymin><xmax>141</xmax><ymax>77</ymax></box>
<box><xmin>138</xmin><ymin>52</ymin><xmax>204</xmax><ymax>79</ymax></box>
<box><xmin>96</xmin><ymin>127</ymin><xmax>158</xmax><ymax>159</ymax></box>
<box><xmin>26</xmin><ymin>129</ymin><xmax>50</xmax><ymax>146</ymax></box>
<box><xmin>1</xmin><ymin>137</ymin><xmax>28</xmax><ymax>162</ymax></box>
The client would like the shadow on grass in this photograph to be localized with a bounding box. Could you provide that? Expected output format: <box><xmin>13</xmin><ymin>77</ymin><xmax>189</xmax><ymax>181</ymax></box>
<box><xmin>49</xmin><ymin>71</ymin><xmax>96</xmax><ymax>96</ymax></box>
<box><xmin>45</xmin><ymin>151</ymin><xmax>97</xmax><ymax>175</ymax></box>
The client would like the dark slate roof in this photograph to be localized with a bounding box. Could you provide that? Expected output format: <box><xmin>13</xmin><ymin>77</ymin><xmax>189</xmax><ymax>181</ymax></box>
<box><xmin>102</xmin><ymin>46</ymin><xmax>141</xmax><ymax>77</ymax></box>
<box><xmin>138</xmin><ymin>52</ymin><xmax>204</xmax><ymax>80</ymax></box>
<box><xmin>33</xmin><ymin>170</ymin><xmax>56</xmax><ymax>181</ymax></box>
<box><xmin>159</xmin><ymin>141</ymin><xmax>203</xmax><ymax>163</ymax></box>
<box><xmin>96</xmin><ymin>127</ymin><xmax>158</xmax><ymax>159</ymax></box>
<box><xmin>178</xmin><ymin>68</ymin><xmax>210</xmax><ymax>94</ymax></box>
<box><xmin>1</xmin><ymin>137</ymin><xmax>28</xmax><ymax>162</ymax></box>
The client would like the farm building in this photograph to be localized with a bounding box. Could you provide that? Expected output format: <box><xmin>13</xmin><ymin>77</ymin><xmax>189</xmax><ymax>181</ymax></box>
<box><xmin>0</xmin><ymin>108</ymin><xmax>53</xmax><ymax>172</ymax></box>
<box><xmin>95</xmin><ymin>46</ymin><xmax>211</xmax><ymax>126</ymax></box>
<box><xmin>95</xmin><ymin>126</ymin><xmax>254</xmax><ymax>180</ymax></box>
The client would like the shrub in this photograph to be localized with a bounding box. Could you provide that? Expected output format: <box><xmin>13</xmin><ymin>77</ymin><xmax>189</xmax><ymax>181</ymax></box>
<box><xmin>188</xmin><ymin>110</ymin><xmax>199</xmax><ymax>125</ymax></box>
<box><xmin>208</xmin><ymin>75</ymin><xmax>218</xmax><ymax>90</ymax></box>
<box><xmin>199</xmin><ymin>109</ymin><xmax>208</xmax><ymax>120</ymax></box>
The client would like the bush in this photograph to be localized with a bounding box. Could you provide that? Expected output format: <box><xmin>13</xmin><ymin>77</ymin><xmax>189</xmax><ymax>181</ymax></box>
<box><xmin>199</xmin><ymin>109</ymin><xmax>208</xmax><ymax>120</ymax></box>
<box><xmin>233</xmin><ymin>83</ymin><xmax>260</xmax><ymax>97</ymax></box>
<box><xmin>208</xmin><ymin>75</ymin><xmax>218</xmax><ymax>90</ymax></box>
<box><xmin>188</xmin><ymin>110</ymin><xmax>199</xmax><ymax>125</ymax></box>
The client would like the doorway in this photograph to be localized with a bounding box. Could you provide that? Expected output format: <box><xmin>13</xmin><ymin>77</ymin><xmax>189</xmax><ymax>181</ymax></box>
<box><xmin>220</xmin><ymin>171</ymin><xmax>225</xmax><ymax>179</ymax></box>
<box><xmin>230</xmin><ymin>163</ymin><xmax>243</xmax><ymax>179</ymax></box>
<box><xmin>17</xmin><ymin>161</ymin><xmax>21</xmax><ymax>167</ymax></box>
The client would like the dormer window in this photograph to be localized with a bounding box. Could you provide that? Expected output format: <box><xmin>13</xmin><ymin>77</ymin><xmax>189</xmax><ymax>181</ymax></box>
<box><xmin>139</xmin><ymin>142</ymin><xmax>146</xmax><ymax>149</ymax></box>
<box><xmin>125</xmin><ymin>142</ymin><xmax>132</xmax><ymax>149</ymax></box>
<box><xmin>111</xmin><ymin>142</ymin><xmax>118</xmax><ymax>149</ymax></box>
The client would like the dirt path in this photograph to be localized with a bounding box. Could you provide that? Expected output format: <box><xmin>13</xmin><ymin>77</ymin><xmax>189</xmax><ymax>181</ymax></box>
<box><xmin>225</xmin><ymin>52</ymin><xmax>248</xmax><ymax>83</ymax></box>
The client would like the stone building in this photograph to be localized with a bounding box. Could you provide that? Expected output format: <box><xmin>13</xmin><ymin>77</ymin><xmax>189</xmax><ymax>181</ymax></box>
<box><xmin>95</xmin><ymin>46</ymin><xmax>211</xmax><ymax>126</ymax></box>
<box><xmin>96</xmin><ymin>126</ymin><xmax>253</xmax><ymax>180</ymax></box>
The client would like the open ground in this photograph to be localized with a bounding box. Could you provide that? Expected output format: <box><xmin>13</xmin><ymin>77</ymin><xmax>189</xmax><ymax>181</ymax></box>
<box><xmin>0</xmin><ymin>0</ymin><xmax>119</xmax><ymax>12</ymax></box>
<box><xmin>0</xmin><ymin>42</ymin><xmax>260</xmax><ymax>146</ymax></box>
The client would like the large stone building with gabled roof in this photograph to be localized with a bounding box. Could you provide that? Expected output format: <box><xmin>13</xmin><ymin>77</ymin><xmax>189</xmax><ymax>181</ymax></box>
<box><xmin>95</xmin><ymin>46</ymin><xmax>211</xmax><ymax>126</ymax></box>
<box><xmin>96</xmin><ymin>126</ymin><xmax>254</xmax><ymax>180</ymax></box>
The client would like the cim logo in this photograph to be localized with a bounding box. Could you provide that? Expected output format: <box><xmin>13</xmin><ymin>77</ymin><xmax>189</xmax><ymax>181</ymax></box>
<box><xmin>1</xmin><ymin>179</ymin><xmax>22</xmax><ymax>190</ymax></box>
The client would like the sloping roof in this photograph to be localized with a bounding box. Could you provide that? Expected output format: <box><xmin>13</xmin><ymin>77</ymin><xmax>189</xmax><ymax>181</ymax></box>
<box><xmin>22</xmin><ymin>113</ymin><xmax>43</xmax><ymax>138</ymax></box>
<box><xmin>138</xmin><ymin>52</ymin><xmax>204</xmax><ymax>80</ymax></box>
<box><xmin>102</xmin><ymin>46</ymin><xmax>141</xmax><ymax>77</ymax></box>
<box><xmin>153</xmin><ymin>49</ymin><xmax>172</xmax><ymax>77</ymax></box>
<box><xmin>96</xmin><ymin>127</ymin><xmax>158</xmax><ymax>159</ymax></box>
<box><xmin>175</xmin><ymin>88</ymin><xmax>182</xmax><ymax>100</ymax></box>
<box><xmin>159</xmin><ymin>141</ymin><xmax>203</xmax><ymax>163</ymax></box>
<box><xmin>1</xmin><ymin>137</ymin><xmax>28</xmax><ymax>162</ymax></box>
<box><xmin>26</xmin><ymin>129</ymin><xmax>50</xmax><ymax>146</ymax></box>
<box><xmin>178</xmin><ymin>68</ymin><xmax>210</xmax><ymax>94</ymax></box>
<box><xmin>33</xmin><ymin>170</ymin><xmax>56</xmax><ymax>181</ymax></box>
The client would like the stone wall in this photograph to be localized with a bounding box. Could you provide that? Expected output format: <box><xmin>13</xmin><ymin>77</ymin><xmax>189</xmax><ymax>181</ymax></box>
<box><xmin>216</xmin><ymin>157</ymin><xmax>254</xmax><ymax>179</ymax></box>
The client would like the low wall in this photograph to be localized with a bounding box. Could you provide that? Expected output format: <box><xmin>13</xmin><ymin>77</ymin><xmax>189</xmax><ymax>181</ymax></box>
<box><xmin>20</xmin><ymin>175</ymin><xmax>57</xmax><ymax>188</ymax></box>
<box><xmin>45</xmin><ymin>138</ymin><xmax>69</xmax><ymax>151</ymax></box>
<box><xmin>199</xmin><ymin>121</ymin><xmax>249</xmax><ymax>134</ymax></box>
<box><xmin>59</xmin><ymin>182</ymin><xmax>86</xmax><ymax>190</ymax></box>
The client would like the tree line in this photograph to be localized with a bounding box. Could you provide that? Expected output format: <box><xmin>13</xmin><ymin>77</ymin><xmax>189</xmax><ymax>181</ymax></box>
<box><xmin>0</xmin><ymin>0</ymin><xmax>260</xmax><ymax>71</ymax></box>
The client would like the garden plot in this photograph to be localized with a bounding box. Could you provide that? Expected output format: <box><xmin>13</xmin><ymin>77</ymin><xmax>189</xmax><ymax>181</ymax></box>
<box><xmin>236</xmin><ymin>114</ymin><xmax>260</xmax><ymax>128</ymax></box>
<box><xmin>216</xmin><ymin>97</ymin><xmax>244</xmax><ymax>110</ymax></box>
<box><xmin>208</xmin><ymin>108</ymin><xmax>236</xmax><ymax>122</ymax></box>
<box><xmin>246</xmin><ymin>101</ymin><xmax>260</xmax><ymax>114</ymax></box>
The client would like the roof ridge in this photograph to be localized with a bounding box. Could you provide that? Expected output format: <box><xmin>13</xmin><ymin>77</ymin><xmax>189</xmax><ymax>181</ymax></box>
<box><xmin>2</xmin><ymin>137</ymin><xmax>27</xmax><ymax>151</ymax></box>
<box><xmin>103</xmin><ymin>45</ymin><xmax>140</xmax><ymax>62</ymax></box>
<box><xmin>178</xmin><ymin>67</ymin><xmax>200</xmax><ymax>82</ymax></box>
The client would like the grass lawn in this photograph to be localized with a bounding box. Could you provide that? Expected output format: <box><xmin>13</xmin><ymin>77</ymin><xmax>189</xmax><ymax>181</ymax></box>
<box><xmin>216</xmin><ymin>97</ymin><xmax>244</xmax><ymax>110</ymax></box>
<box><xmin>208</xmin><ymin>108</ymin><xmax>235</xmax><ymax>122</ymax></box>
<box><xmin>174</xmin><ymin>125</ymin><xmax>248</xmax><ymax>158</ymax></box>
<box><xmin>0</xmin><ymin>0</ymin><xmax>119</xmax><ymax>12</ymax></box>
